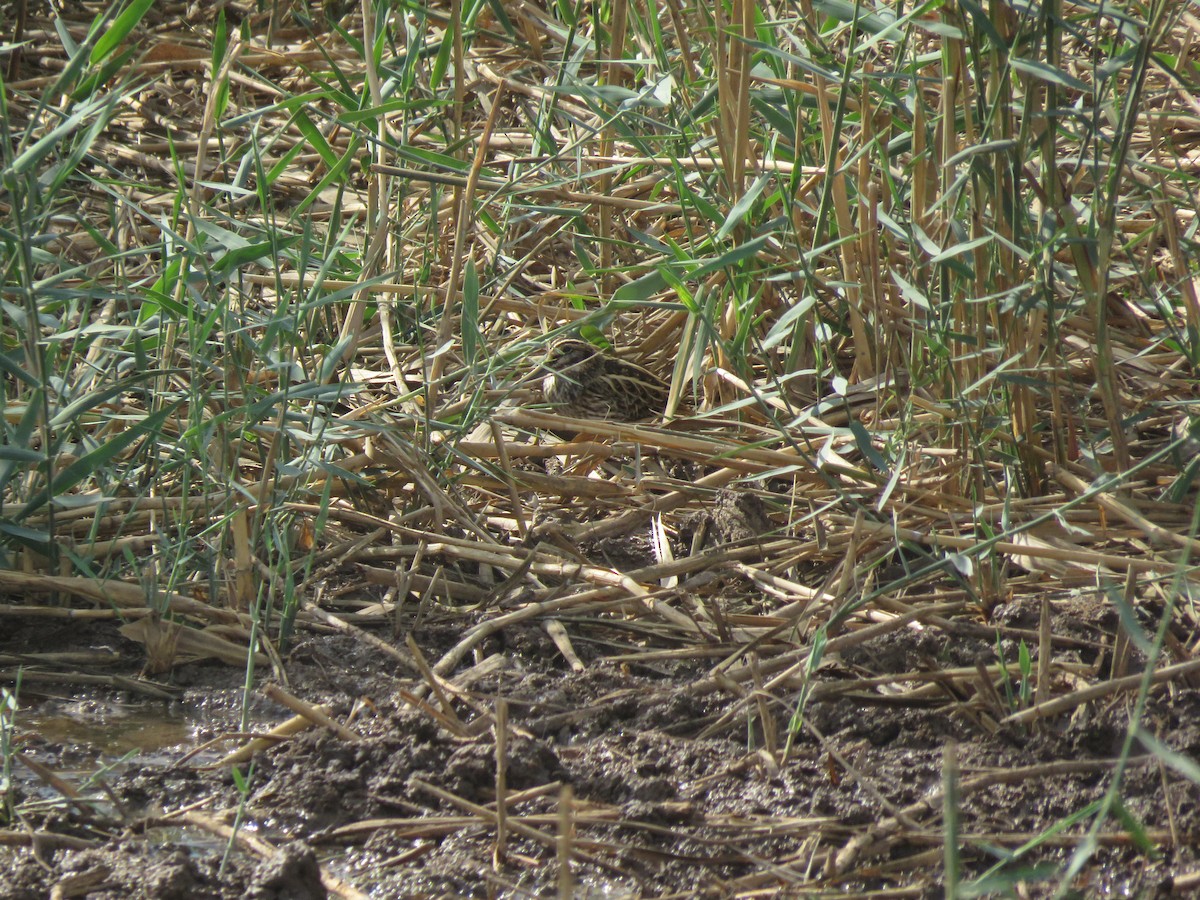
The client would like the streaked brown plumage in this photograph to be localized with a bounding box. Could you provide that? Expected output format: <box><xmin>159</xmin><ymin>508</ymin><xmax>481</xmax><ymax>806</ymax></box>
<box><xmin>539</xmin><ymin>338</ymin><xmax>669</xmax><ymax>421</ymax></box>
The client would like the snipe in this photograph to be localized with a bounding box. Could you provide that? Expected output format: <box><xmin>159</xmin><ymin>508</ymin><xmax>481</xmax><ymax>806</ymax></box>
<box><xmin>538</xmin><ymin>338</ymin><xmax>669</xmax><ymax>421</ymax></box>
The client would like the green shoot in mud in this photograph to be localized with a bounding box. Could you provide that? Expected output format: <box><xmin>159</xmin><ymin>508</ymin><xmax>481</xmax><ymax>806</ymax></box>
<box><xmin>943</xmin><ymin>743</ymin><xmax>961</xmax><ymax>900</ymax></box>
<box><xmin>221</xmin><ymin>762</ymin><xmax>256</xmax><ymax>877</ymax></box>
<box><xmin>0</xmin><ymin>680</ymin><xmax>18</xmax><ymax>826</ymax></box>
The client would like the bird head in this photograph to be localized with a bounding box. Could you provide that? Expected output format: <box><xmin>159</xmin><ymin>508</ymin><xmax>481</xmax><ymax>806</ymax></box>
<box><xmin>535</xmin><ymin>338</ymin><xmax>602</xmax><ymax>379</ymax></box>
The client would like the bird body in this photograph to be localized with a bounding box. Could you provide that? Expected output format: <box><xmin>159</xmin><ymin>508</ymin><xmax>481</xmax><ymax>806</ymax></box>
<box><xmin>539</xmin><ymin>339</ymin><xmax>669</xmax><ymax>421</ymax></box>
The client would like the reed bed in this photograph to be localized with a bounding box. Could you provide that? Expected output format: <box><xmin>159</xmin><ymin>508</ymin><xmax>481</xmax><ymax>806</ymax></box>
<box><xmin>2</xmin><ymin>0</ymin><xmax>1199</xmax><ymax>894</ymax></box>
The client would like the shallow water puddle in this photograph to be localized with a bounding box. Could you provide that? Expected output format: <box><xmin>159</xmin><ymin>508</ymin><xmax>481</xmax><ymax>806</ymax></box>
<box><xmin>23</xmin><ymin>696</ymin><xmax>194</xmax><ymax>756</ymax></box>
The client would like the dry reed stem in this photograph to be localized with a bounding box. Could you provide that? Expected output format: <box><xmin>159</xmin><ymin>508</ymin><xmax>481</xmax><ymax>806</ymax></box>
<box><xmin>166</xmin><ymin>811</ymin><xmax>369</xmax><ymax>900</ymax></box>
<box><xmin>5</xmin><ymin>0</ymin><xmax>1200</xmax><ymax>892</ymax></box>
<box><xmin>212</xmin><ymin>706</ymin><xmax>335</xmax><ymax>768</ymax></box>
<box><xmin>261</xmin><ymin>683</ymin><xmax>363</xmax><ymax>743</ymax></box>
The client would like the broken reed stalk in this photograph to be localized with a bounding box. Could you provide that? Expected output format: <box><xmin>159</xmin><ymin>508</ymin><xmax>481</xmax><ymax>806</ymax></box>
<box><xmin>558</xmin><ymin>784</ymin><xmax>575</xmax><ymax>900</ymax></box>
<box><xmin>211</xmin><ymin>705</ymin><xmax>336</xmax><ymax>768</ymax></box>
<box><xmin>411</xmin><ymin>779</ymin><xmax>620</xmax><ymax>875</ymax></box>
<box><xmin>493</xmin><ymin>698</ymin><xmax>508</xmax><ymax>870</ymax></box>
<box><xmin>167</xmin><ymin>811</ymin><xmax>369</xmax><ymax>900</ymax></box>
<box><xmin>262</xmin><ymin>683</ymin><xmax>362</xmax><ymax>742</ymax></box>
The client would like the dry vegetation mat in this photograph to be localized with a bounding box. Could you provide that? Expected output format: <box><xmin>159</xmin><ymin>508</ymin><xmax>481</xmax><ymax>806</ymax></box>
<box><xmin>3</xmin><ymin>0</ymin><xmax>1200</xmax><ymax>896</ymax></box>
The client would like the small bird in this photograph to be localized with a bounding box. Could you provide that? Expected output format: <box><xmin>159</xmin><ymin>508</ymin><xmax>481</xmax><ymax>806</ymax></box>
<box><xmin>538</xmin><ymin>338</ymin><xmax>669</xmax><ymax>421</ymax></box>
